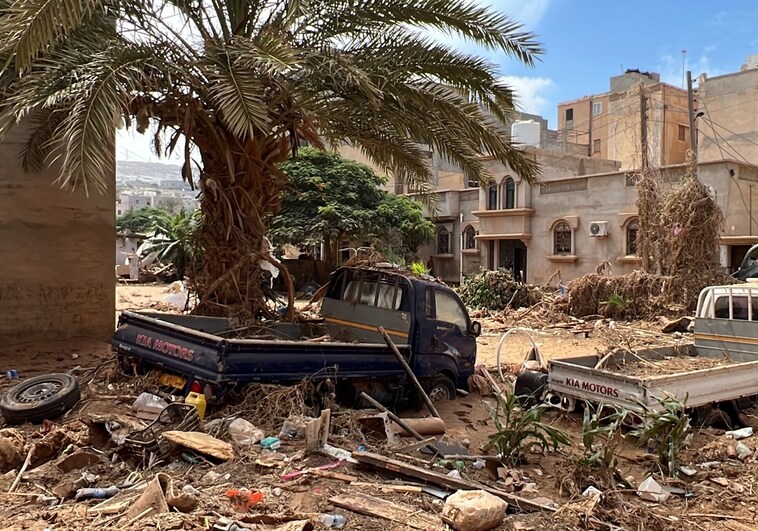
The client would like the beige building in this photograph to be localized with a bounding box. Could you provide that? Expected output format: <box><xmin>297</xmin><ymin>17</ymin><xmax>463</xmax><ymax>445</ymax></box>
<box><xmin>0</xmin><ymin>124</ymin><xmax>115</xmax><ymax>344</ymax></box>
<box><xmin>697</xmin><ymin>56</ymin><xmax>758</xmax><ymax>164</ymax></box>
<box><xmin>558</xmin><ymin>70</ymin><xmax>691</xmax><ymax>170</ymax></box>
<box><xmin>474</xmin><ymin>159</ymin><xmax>758</xmax><ymax>284</ymax></box>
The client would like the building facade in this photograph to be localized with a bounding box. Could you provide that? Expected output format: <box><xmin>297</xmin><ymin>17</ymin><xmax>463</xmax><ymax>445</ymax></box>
<box><xmin>557</xmin><ymin>70</ymin><xmax>691</xmax><ymax>170</ymax></box>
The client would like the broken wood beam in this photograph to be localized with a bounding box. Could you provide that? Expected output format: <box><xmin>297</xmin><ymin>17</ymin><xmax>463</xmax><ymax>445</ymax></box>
<box><xmin>378</xmin><ymin>326</ymin><xmax>440</xmax><ymax>418</ymax></box>
<box><xmin>330</xmin><ymin>491</ymin><xmax>441</xmax><ymax>529</ymax></box>
<box><xmin>352</xmin><ymin>450</ymin><xmax>556</xmax><ymax>513</ymax></box>
<box><xmin>358</xmin><ymin>392</ymin><xmax>442</xmax><ymax>456</ymax></box>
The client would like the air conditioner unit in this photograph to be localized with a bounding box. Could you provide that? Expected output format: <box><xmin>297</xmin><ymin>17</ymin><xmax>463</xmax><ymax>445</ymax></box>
<box><xmin>589</xmin><ymin>221</ymin><xmax>609</xmax><ymax>237</ymax></box>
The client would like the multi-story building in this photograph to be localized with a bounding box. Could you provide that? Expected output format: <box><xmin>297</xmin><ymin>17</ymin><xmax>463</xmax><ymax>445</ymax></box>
<box><xmin>116</xmin><ymin>192</ymin><xmax>155</xmax><ymax>216</ymax></box>
<box><xmin>557</xmin><ymin>70</ymin><xmax>691</xmax><ymax>170</ymax></box>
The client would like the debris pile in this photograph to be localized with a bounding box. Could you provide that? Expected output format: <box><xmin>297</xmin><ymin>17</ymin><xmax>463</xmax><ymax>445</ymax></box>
<box><xmin>459</xmin><ymin>268</ymin><xmax>547</xmax><ymax>312</ymax></box>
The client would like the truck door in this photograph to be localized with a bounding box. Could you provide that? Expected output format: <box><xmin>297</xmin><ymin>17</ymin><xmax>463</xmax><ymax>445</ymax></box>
<box><xmin>424</xmin><ymin>287</ymin><xmax>476</xmax><ymax>385</ymax></box>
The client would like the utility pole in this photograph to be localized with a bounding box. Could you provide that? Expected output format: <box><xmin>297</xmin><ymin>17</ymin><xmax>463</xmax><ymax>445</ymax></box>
<box><xmin>686</xmin><ymin>70</ymin><xmax>697</xmax><ymax>156</ymax></box>
<box><xmin>640</xmin><ymin>84</ymin><xmax>648</xmax><ymax>172</ymax></box>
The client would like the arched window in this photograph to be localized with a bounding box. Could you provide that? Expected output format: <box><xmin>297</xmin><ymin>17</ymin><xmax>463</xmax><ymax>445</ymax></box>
<box><xmin>487</xmin><ymin>184</ymin><xmax>498</xmax><ymax>210</ymax></box>
<box><xmin>553</xmin><ymin>222</ymin><xmax>572</xmax><ymax>255</ymax></box>
<box><xmin>504</xmin><ymin>178</ymin><xmax>515</xmax><ymax>209</ymax></box>
<box><xmin>463</xmin><ymin>225</ymin><xmax>477</xmax><ymax>250</ymax></box>
<box><xmin>626</xmin><ymin>218</ymin><xmax>639</xmax><ymax>256</ymax></box>
<box><xmin>437</xmin><ymin>227</ymin><xmax>450</xmax><ymax>254</ymax></box>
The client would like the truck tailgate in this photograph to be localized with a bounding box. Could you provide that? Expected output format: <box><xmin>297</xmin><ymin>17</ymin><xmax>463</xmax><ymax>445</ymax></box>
<box><xmin>549</xmin><ymin>356</ymin><xmax>758</xmax><ymax>413</ymax></box>
<box><xmin>113</xmin><ymin>311</ymin><xmax>225</xmax><ymax>381</ymax></box>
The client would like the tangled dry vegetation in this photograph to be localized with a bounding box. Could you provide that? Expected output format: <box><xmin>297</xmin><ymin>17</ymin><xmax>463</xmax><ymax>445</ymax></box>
<box><xmin>459</xmin><ymin>268</ymin><xmax>545</xmax><ymax>311</ymax></box>
<box><xmin>567</xmin><ymin>158</ymin><xmax>735</xmax><ymax>319</ymax></box>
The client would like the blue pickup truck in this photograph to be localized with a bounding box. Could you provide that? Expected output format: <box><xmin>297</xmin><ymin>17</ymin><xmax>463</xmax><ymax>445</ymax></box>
<box><xmin>113</xmin><ymin>266</ymin><xmax>480</xmax><ymax>406</ymax></box>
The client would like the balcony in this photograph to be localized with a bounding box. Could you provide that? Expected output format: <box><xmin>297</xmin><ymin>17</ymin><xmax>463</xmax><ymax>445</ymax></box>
<box><xmin>472</xmin><ymin>208</ymin><xmax>534</xmax><ymax>240</ymax></box>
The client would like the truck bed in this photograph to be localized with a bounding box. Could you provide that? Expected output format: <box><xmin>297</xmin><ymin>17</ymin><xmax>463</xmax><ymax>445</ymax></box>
<box><xmin>547</xmin><ymin>344</ymin><xmax>758</xmax><ymax>414</ymax></box>
<box><xmin>113</xmin><ymin>311</ymin><xmax>412</xmax><ymax>386</ymax></box>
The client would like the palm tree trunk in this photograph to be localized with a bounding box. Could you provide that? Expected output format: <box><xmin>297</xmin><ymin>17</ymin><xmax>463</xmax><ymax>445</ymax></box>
<box><xmin>191</xmin><ymin>135</ymin><xmax>294</xmax><ymax>321</ymax></box>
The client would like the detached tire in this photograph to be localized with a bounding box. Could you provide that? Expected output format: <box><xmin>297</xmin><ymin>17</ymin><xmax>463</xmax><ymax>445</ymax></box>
<box><xmin>0</xmin><ymin>373</ymin><xmax>80</xmax><ymax>425</ymax></box>
<box><xmin>427</xmin><ymin>375</ymin><xmax>456</xmax><ymax>403</ymax></box>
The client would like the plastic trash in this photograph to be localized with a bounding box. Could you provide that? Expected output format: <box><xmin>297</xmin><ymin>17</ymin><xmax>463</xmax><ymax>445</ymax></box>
<box><xmin>637</xmin><ymin>477</ymin><xmax>670</xmax><ymax>503</ymax></box>
<box><xmin>229</xmin><ymin>418</ymin><xmax>265</xmax><ymax>446</ymax></box>
<box><xmin>75</xmin><ymin>487</ymin><xmax>119</xmax><ymax>500</ymax></box>
<box><xmin>131</xmin><ymin>392</ymin><xmax>168</xmax><ymax>422</ymax></box>
<box><xmin>182</xmin><ymin>484</ymin><xmax>200</xmax><ymax>496</ymax></box>
<box><xmin>736</xmin><ymin>441</ymin><xmax>753</xmax><ymax>461</ymax></box>
<box><xmin>5</xmin><ymin>370</ymin><xmax>18</xmax><ymax>380</ymax></box>
<box><xmin>473</xmin><ymin>459</ymin><xmax>486</xmax><ymax>470</ymax></box>
<box><xmin>317</xmin><ymin>514</ymin><xmax>347</xmax><ymax>528</ymax></box>
<box><xmin>582</xmin><ymin>486</ymin><xmax>603</xmax><ymax>498</ymax></box>
<box><xmin>226</xmin><ymin>488</ymin><xmax>264</xmax><ymax>512</ymax></box>
<box><xmin>260</xmin><ymin>437</ymin><xmax>281</xmax><ymax>450</ymax></box>
<box><xmin>447</xmin><ymin>469</ymin><xmax>462</xmax><ymax>479</ymax></box>
<box><xmin>279</xmin><ymin>417</ymin><xmax>308</xmax><ymax>440</ymax></box>
<box><xmin>725</xmin><ymin>427</ymin><xmax>754</xmax><ymax>440</ymax></box>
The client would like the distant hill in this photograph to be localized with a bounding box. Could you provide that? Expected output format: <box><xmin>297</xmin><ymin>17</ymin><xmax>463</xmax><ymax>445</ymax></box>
<box><xmin>116</xmin><ymin>161</ymin><xmax>184</xmax><ymax>184</ymax></box>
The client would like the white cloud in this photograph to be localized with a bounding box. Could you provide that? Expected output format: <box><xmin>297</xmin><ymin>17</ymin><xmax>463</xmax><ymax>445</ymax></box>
<box><xmin>657</xmin><ymin>52</ymin><xmax>726</xmax><ymax>88</ymax></box>
<box><xmin>487</xmin><ymin>0</ymin><xmax>552</xmax><ymax>30</ymax></box>
<box><xmin>498</xmin><ymin>75</ymin><xmax>555</xmax><ymax>116</ymax></box>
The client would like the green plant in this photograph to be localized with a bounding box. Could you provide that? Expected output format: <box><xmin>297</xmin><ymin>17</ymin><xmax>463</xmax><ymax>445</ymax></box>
<box><xmin>138</xmin><ymin>209</ymin><xmax>201</xmax><ymax>278</ymax></box>
<box><xmin>580</xmin><ymin>404</ymin><xmax>628</xmax><ymax>470</ymax></box>
<box><xmin>632</xmin><ymin>395</ymin><xmax>692</xmax><ymax>477</ymax></box>
<box><xmin>484</xmin><ymin>391</ymin><xmax>571</xmax><ymax>466</ymax></box>
<box><xmin>602</xmin><ymin>293</ymin><xmax>627</xmax><ymax>318</ymax></box>
<box><xmin>409</xmin><ymin>261</ymin><xmax>431</xmax><ymax>276</ymax></box>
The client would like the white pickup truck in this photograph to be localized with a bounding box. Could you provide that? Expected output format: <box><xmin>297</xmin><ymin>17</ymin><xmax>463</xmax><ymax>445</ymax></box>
<box><xmin>534</xmin><ymin>283</ymin><xmax>758</xmax><ymax>425</ymax></box>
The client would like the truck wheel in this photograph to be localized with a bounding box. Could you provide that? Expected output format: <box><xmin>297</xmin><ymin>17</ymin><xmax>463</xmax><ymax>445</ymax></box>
<box><xmin>514</xmin><ymin>370</ymin><xmax>548</xmax><ymax>407</ymax></box>
<box><xmin>0</xmin><ymin>373</ymin><xmax>81</xmax><ymax>425</ymax></box>
<box><xmin>427</xmin><ymin>376</ymin><xmax>455</xmax><ymax>403</ymax></box>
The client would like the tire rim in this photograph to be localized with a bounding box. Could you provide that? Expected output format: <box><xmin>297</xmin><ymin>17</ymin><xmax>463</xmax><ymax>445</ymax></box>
<box><xmin>17</xmin><ymin>381</ymin><xmax>62</xmax><ymax>403</ymax></box>
<box><xmin>429</xmin><ymin>385</ymin><xmax>451</xmax><ymax>402</ymax></box>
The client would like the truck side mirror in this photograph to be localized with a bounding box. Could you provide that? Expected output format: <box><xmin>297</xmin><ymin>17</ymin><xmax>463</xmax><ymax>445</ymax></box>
<box><xmin>469</xmin><ymin>321</ymin><xmax>481</xmax><ymax>337</ymax></box>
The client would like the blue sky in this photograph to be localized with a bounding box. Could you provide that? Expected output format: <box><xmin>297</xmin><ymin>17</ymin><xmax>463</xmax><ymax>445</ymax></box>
<box><xmin>495</xmin><ymin>0</ymin><xmax>758</xmax><ymax>127</ymax></box>
<box><xmin>116</xmin><ymin>1</ymin><xmax>758</xmax><ymax>163</ymax></box>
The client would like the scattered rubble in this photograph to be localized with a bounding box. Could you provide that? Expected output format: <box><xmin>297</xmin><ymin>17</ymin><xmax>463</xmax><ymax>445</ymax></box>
<box><xmin>4</xmin><ymin>284</ymin><xmax>758</xmax><ymax>530</ymax></box>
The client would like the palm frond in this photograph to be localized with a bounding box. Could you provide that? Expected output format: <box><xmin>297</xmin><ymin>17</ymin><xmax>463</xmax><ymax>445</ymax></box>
<box><xmin>203</xmin><ymin>45</ymin><xmax>270</xmax><ymax>140</ymax></box>
<box><xmin>0</xmin><ymin>0</ymin><xmax>104</xmax><ymax>71</ymax></box>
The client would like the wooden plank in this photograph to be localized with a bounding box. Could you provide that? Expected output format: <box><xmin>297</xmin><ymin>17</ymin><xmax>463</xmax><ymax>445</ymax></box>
<box><xmin>330</xmin><ymin>492</ymin><xmax>441</xmax><ymax>530</ymax></box>
<box><xmin>305</xmin><ymin>408</ymin><xmax>331</xmax><ymax>454</ymax></box>
<box><xmin>351</xmin><ymin>482</ymin><xmax>424</xmax><ymax>493</ymax></box>
<box><xmin>392</xmin><ymin>437</ymin><xmax>438</xmax><ymax>454</ymax></box>
<box><xmin>308</xmin><ymin>468</ymin><xmax>357</xmax><ymax>483</ymax></box>
<box><xmin>378</xmin><ymin>325</ymin><xmax>440</xmax><ymax>418</ymax></box>
<box><xmin>353</xmin><ymin>450</ymin><xmax>555</xmax><ymax>513</ymax></box>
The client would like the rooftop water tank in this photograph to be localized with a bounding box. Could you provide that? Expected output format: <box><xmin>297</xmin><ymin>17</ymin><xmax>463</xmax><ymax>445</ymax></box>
<box><xmin>511</xmin><ymin>120</ymin><xmax>541</xmax><ymax>148</ymax></box>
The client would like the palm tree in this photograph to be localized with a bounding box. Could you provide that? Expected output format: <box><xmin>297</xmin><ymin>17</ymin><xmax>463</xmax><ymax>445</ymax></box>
<box><xmin>0</xmin><ymin>0</ymin><xmax>542</xmax><ymax>320</ymax></box>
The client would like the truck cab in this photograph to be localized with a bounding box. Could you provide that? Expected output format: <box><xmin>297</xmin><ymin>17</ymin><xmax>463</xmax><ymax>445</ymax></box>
<box><xmin>320</xmin><ymin>266</ymin><xmax>480</xmax><ymax>399</ymax></box>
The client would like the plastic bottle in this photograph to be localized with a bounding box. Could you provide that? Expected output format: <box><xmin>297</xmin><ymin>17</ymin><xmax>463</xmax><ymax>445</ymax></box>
<box><xmin>317</xmin><ymin>514</ymin><xmax>347</xmax><ymax>528</ymax></box>
<box><xmin>75</xmin><ymin>487</ymin><xmax>119</xmax><ymax>500</ymax></box>
<box><xmin>185</xmin><ymin>390</ymin><xmax>207</xmax><ymax>420</ymax></box>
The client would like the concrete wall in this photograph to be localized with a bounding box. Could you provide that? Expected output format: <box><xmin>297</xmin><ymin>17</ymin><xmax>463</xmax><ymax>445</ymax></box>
<box><xmin>0</xmin><ymin>125</ymin><xmax>115</xmax><ymax>344</ymax></box>
<box><xmin>698</xmin><ymin>68</ymin><xmax>758</xmax><ymax>164</ymax></box>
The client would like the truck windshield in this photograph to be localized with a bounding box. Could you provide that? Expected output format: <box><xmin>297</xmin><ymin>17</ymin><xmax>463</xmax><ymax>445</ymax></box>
<box><xmin>343</xmin><ymin>280</ymin><xmax>403</xmax><ymax>310</ymax></box>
